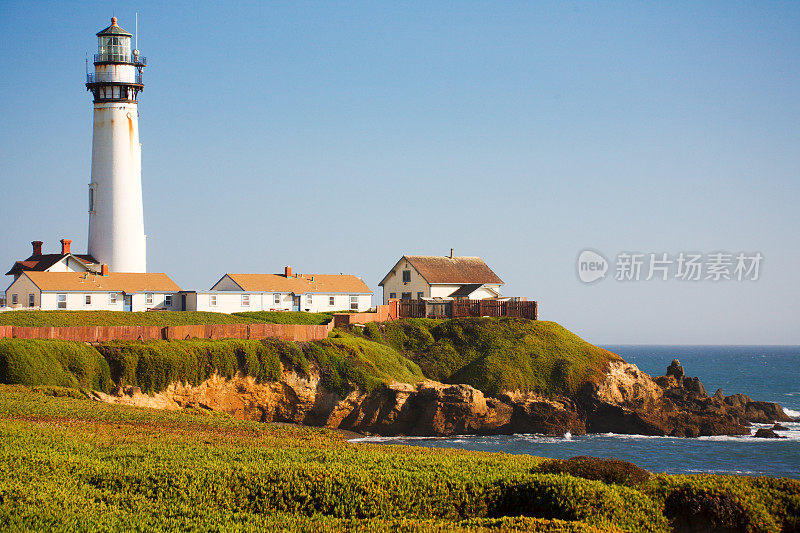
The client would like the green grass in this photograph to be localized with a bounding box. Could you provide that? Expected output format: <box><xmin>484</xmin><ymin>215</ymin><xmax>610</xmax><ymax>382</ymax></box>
<box><xmin>361</xmin><ymin>318</ymin><xmax>620</xmax><ymax>397</ymax></box>
<box><xmin>233</xmin><ymin>310</ymin><xmax>335</xmax><ymax>325</ymax></box>
<box><xmin>0</xmin><ymin>385</ymin><xmax>797</xmax><ymax>532</ymax></box>
<box><xmin>0</xmin><ymin>339</ymin><xmax>110</xmax><ymax>392</ymax></box>
<box><xmin>0</xmin><ymin>334</ymin><xmax>424</xmax><ymax>397</ymax></box>
<box><xmin>306</xmin><ymin>331</ymin><xmax>426</xmax><ymax>395</ymax></box>
<box><xmin>0</xmin><ymin>310</ymin><xmax>342</xmax><ymax>327</ymax></box>
<box><xmin>0</xmin><ymin>310</ymin><xmax>265</xmax><ymax>327</ymax></box>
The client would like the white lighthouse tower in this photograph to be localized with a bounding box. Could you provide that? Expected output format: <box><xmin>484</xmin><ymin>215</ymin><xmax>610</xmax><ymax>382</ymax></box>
<box><xmin>86</xmin><ymin>17</ymin><xmax>147</xmax><ymax>272</ymax></box>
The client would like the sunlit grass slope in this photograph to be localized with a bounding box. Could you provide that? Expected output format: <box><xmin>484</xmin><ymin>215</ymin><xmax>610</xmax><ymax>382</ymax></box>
<box><xmin>1</xmin><ymin>385</ymin><xmax>797</xmax><ymax>532</ymax></box>
<box><xmin>365</xmin><ymin>318</ymin><xmax>621</xmax><ymax>396</ymax></box>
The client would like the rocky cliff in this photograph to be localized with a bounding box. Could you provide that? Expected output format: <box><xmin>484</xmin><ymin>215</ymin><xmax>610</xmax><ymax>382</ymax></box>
<box><xmin>95</xmin><ymin>358</ymin><xmax>794</xmax><ymax>438</ymax></box>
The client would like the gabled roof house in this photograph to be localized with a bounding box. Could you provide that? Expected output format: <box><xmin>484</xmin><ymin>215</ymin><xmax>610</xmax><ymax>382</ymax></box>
<box><xmin>5</xmin><ymin>271</ymin><xmax>181</xmax><ymax>312</ymax></box>
<box><xmin>5</xmin><ymin>240</ymin><xmax>98</xmax><ymax>280</ymax></box>
<box><xmin>378</xmin><ymin>252</ymin><xmax>504</xmax><ymax>304</ymax></box>
<box><xmin>182</xmin><ymin>266</ymin><xmax>373</xmax><ymax>313</ymax></box>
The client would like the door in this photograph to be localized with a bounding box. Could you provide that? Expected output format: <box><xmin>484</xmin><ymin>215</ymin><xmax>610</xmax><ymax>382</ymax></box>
<box><xmin>181</xmin><ymin>294</ymin><xmax>186</xmax><ymax>311</ymax></box>
<box><xmin>123</xmin><ymin>295</ymin><xmax>132</xmax><ymax>312</ymax></box>
<box><xmin>292</xmin><ymin>295</ymin><xmax>301</xmax><ymax>312</ymax></box>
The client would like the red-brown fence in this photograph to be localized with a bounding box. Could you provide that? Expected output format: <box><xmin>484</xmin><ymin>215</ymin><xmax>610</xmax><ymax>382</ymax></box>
<box><xmin>396</xmin><ymin>299</ymin><xmax>537</xmax><ymax>320</ymax></box>
<box><xmin>0</xmin><ymin>322</ymin><xmax>335</xmax><ymax>343</ymax></box>
<box><xmin>332</xmin><ymin>305</ymin><xmax>392</xmax><ymax>327</ymax></box>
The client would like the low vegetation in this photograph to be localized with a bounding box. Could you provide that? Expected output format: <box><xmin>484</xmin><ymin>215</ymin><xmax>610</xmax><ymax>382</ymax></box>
<box><xmin>1</xmin><ymin>333</ymin><xmax>425</xmax><ymax>396</ymax></box>
<box><xmin>0</xmin><ymin>339</ymin><xmax>110</xmax><ymax>392</ymax></box>
<box><xmin>1</xmin><ymin>316</ymin><xmax>620</xmax><ymax>399</ymax></box>
<box><xmin>359</xmin><ymin>318</ymin><xmax>619</xmax><ymax>396</ymax></box>
<box><xmin>0</xmin><ymin>310</ymin><xmax>265</xmax><ymax>327</ymax></box>
<box><xmin>0</xmin><ymin>385</ymin><xmax>797</xmax><ymax>532</ymax></box>
<box><xmin>233</xmin><ymin>310</ymin><xmax>335</xmax><ymax>325</ymax></box>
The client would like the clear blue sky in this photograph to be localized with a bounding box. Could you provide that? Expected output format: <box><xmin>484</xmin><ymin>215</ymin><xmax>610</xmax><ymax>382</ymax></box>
<box><xmin>1</xmin><ymin>1</ymin><xmax>798</xmax><ymax>344</ymax></box>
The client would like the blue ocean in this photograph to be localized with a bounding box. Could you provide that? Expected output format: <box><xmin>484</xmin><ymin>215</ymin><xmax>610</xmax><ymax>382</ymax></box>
<box><xmin>354</xmin><ymin>346</ymin><xmax>800</xmax><ymax>478</ymax></box>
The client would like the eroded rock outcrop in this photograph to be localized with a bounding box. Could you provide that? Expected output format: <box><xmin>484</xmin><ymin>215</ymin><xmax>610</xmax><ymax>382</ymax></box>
<box><xmin>94</xmin><ymin>358</ymin><xmax>794</xmax><ymax>438</ymax></box>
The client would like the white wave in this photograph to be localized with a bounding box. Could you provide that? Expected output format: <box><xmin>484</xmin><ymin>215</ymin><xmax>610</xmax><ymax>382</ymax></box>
<box><xmin>783</xmin><ymin>407</ymin><xmax>800</xmax><ymax>418</ymax></box>
<box><xmin>563</xmin><ymin>431</ymin><xmax>572</xmax><ymax>441</ymax></box>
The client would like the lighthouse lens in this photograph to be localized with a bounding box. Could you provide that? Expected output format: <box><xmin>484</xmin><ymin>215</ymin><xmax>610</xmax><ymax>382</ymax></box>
<box><xmin>98</xmin><ymin>35</ymin><xmax>131</xmax><ymax>63</ymax></box>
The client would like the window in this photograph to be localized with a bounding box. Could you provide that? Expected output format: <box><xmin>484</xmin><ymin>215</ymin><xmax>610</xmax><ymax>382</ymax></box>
<box><xmin>417</xmin><ymin>292</ymin><xmax>424</xmax><ymax>299</ymax></box>
<box><xmin>11</xmin><ymin>294</ymin><xmax>18</xmax><ymax>305</ymax></box>
<box><xmin>401</xmin><ymin>292</ymin><xmax>412</xmax><ymax>300</ymax></box>
<box><xmin>242</xmin><ymin>294</ymin><xmax>250</xmax><ymax>306</ymax></box>
<box><xmin>98</xmin><ymin>35</ymin><xmax>131</xmax><ymax>62</ymax></box>
<box><xmin>389</xmin><ymin>292</ymin><xmax>396</xmax><ymax>299</ymax></box>
<box><xmin>88</xmin><ymin>185</ymin><xmax>95</xmax><ymax>213</ymax></box>
<box><xmin>274</xmin><ymin>293</ymin><xmax>281</xmax><ymax>305</ymax></box>
<box><xmin>402</xmin><ymin>270</ymin><xmax>411</xmax><ymax>282</ymax></box>
<box><xmin>209</xmin><ymin>295</ymin><xmax>217</xmax><ymax>306</ymax></box>
<box><xmin>165</xmin><ymin>295</ymin><xmax>173</xmax><ymax>306</ymax></box>
<box><xmin>350</xmin><ymin>295</ymin><xmax>359</xmax><ymax>311</ymax></box>
<box><xmin>85</xmin><ymin>295</ymin><xmax>92</xmax><ymax>305</ymax></box>
<box><xmin>145</xmin><ymin>293</ymin><xmax>153</xmax><ymax>305</ymax></box>
<box><xmin>306</xmin><ymin>294</ymin><xmax>313</xmax><ymax>304</ymax></box>
<box><xmin>28</xmin><ymin>294</ymin><xmax>35</xmax><ymax>307</ymax></box>
<box><xmin>329</xmin><ymin>296</ymin><xmax>335</xmax><ymax>306</ymax></box>
<box><xmin>57</xmin><ymin>294</ymin><xmax>67</xmax><ymax>309</ymax></box>
<box><xmin>109</xmin><ymin>292</ymin><xmax>117</xmax><ymax>304</ymax></box>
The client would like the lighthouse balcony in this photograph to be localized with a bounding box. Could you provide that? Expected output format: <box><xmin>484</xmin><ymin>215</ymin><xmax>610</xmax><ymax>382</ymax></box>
<box><xmin>87</xmin><ymin>71</ymin><xmax>143</xmax><ymax>85</ymax></box>
<box><xmin>94</xmin><ymin>53</ymin><xmax>147</xmax><ymax>66</ymax></box>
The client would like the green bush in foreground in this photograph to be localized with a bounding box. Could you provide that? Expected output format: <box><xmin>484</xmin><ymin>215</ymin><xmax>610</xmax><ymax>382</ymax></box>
<box><xmin>534</xmin><ymin>456</ymin><xmax>652</xmax><ymax>486</ymax></box>
<box><xmin>0</xmin><ymin>386</ymin><xmax>797</xmax><ymax>532</ymax></box>
<box><xmin>0</xmin><ymin>339</ymin><xmax>110</xmax><ymax>392</ymax></box>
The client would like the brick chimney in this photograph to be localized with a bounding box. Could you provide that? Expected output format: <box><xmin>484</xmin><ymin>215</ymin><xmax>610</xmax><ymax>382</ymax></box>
<box><xmin>31</xmin><ymin>241</ymin><xmax>43</xmax><ymax>256</ymax></box>
<box><xmin>101</xmin><ymin>264</ymin><xmax>109</xmax><ymax>276</ymax></box>
<box><xmin>60</xmin><ymin>239</ymin><xmax>72</xmax><ymax>255</ymax></box>
<box><xmin>284</xmin><ymin>266</ymin><xmax>292</xmax><ymax>278</ymax></box>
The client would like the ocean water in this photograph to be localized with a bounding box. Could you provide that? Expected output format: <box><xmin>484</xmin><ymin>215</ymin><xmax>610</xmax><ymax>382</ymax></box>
<box><xmin>353</xmin><ymin>346</ymin><xmax>800</xmax><ymax>478</ymax></box>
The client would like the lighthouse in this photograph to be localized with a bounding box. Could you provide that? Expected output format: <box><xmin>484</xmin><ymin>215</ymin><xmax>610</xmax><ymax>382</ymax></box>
<box><xmin>85</xmin><ymin>17</ymin><xmax>147</xmax><ymax>272</ymax></box>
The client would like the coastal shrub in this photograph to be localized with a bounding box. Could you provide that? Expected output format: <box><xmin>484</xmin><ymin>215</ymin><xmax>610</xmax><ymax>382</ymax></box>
<box><xmin>307</xmin><ymin>332</ymin><xmax>425</xmax><ymax>395</ymax></box>
<box><xmin>534</xmin><ymin>456</ymin><xmax>651</xmax><ymax>486</ymax></box>
<box><xmin>0</xmin><ymin>310</ymin><xmax>265</xmax><ymax>327</ymax></box>
<box><xmin>490</xmin><ymin>473</ymin><xmax>668</xmax><ymax>532</ymax></box>
<box><xmin>363</xmin><ymin>318</ymin><xmax>619</xmax><ymax>397</ymax></box>
<box><xmin>663</xmin><ymin>487</ymin><xmax>749</xmax><ymax>532</ymax></box>
<box><xmin>2</xmin><ymin>385</ymin><xmax>799</xmax><ymax>532</ymax></box>
<box><xmin>0</xmin><ymin>339</ymin><xmax>110</xmax><ymax>392</ymax></box>
<box><xmin>646</xmin><ymin>475</ymin><xmax>782</xmax><ymax>533</ymax></box>
<box><xmin>750</xmin><ymin>477</ymin><xmax>800</xmax><ymax>532</ymax></box>
<box><xmin>363</xmin><ymin>322</ymin><xmax>383</xmax><ymax>342</ymax></box>
<box><xmin>97</xmin><ymin>338</ymin><xmax>293</xmax><ymax>393</ymax></box>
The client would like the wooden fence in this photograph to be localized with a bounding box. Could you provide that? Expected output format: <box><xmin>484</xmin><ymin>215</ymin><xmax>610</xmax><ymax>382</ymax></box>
<box><xmin>0</xmin><ymin>322</ymin><xmax>335</xmax><ymax>343</ymax></box>
<box><xmin>397</xmin><ymin>299</ymin><xmax>537</xmax><ymax>320</ymax></box>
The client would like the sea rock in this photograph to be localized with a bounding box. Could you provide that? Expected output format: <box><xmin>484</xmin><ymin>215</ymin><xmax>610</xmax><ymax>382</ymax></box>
<box><xmin>754</xmin><ymin>428</ymin><xmax>786</xmax><ymax>439</ymax></box>
<box><xmin>91</xmin><ymin>356</ymin><xmax>782</xmax><ymax>440</ymax></box>
<box><xmin>773</xmin><ymin>423</ymin><xmax>788</xmax><ymax>431</ymax></box>
<box><xmin>666</xmin><ymin>359</ymin><xmax>685</xmax><ymax>380</ymax></box>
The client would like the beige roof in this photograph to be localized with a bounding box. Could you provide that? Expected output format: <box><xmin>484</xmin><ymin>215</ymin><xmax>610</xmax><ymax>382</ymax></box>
<box><xmin>23</xmin><ymin>271</ymin><xmax>181</xmax><ymax>293</ymax></box>
<box><xmin>380</xmin><ymin>255</ymin><xmax>504</xmax><ymax>286</ymax></box>
<box><xmin>221</xmin><ymin>273</ymin><xmax>372</xmax><ymax>294</ymax></box>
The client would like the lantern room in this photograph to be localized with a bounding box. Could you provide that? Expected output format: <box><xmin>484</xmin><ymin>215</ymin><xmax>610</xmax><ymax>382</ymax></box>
<box><xmin>96</xmin><ymin>17</ymin><xmax>132</xmax><ymax>63</ymax></box>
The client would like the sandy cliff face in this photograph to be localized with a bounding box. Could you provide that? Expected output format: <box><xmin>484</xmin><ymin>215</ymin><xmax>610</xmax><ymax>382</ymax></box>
<box><xmin>94</xmin><ymin>360</ymin><xmax>793</xmax><ymax>438</ymax></box>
